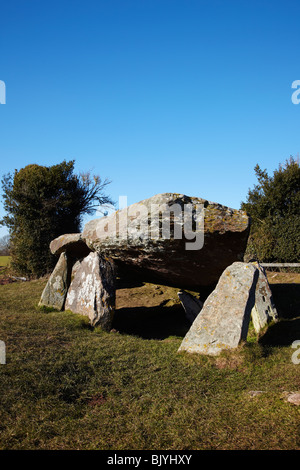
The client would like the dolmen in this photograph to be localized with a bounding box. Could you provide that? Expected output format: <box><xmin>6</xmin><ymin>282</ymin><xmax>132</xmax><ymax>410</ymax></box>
<box><xmin>38</xmin><ymin>192</ymin><xmax>278</xmax><ymax>353</ymax></box>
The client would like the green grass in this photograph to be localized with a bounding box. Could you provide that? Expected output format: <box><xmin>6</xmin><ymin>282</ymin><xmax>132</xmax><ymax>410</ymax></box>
<box><xmin>0</xmin><ymin>278</ymin><xmax>299</xmax><ymax>450</ymax></box>
<box><xmin>0</xmin><ymin>256</ymin><xmax>11</xmax><ymax>267</ymax></box>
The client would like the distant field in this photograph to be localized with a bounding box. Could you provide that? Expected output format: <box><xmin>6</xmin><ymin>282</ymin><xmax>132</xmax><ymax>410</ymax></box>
<box><xmin>0</xmin><ymin>256</ymin><xmax>10</xmax><ymax>267</ymax></box>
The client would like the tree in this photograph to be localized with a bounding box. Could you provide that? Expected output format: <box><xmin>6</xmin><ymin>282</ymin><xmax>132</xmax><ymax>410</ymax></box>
<box><xmin>0</xmin><ymin>160</ymin><xmax>114</xmax><ymax>277</ymax></box>
<box><xmin>0</xmin><ymin>235</ymin><xmax>10</xmax><ymax>256</ymax></box>
<box><xmin>241</xmin><ymin>157</ymin><xmax>300</xmax><ymax>262</ymax></box>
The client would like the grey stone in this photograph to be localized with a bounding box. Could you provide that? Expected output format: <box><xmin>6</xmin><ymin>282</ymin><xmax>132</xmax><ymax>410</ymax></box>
<box><xmin>38</xmin><ymin>252</ymin><xmax>70</xmax><ymax>311</ymax></box>
<box><xmin>250</xmin><ymin>261</ymin><xmax>278</xmax><ymax>333</ymax></box>
<box><xmin>65</xmin><ymin>252</ymin><xmax>115</xmax><ymax>330</ymax></box>
<box><xmin>178</xmin><ymin>261</ymin><xmax>279</xmax><ymax>356</ymax></box>
<box><xmin>178</xmin><ymin>262</ymin><xmax>258</xmax><ymax>356</ymax></box>
<box><xmin>177</xmin><ymin>290</ymin><xmax>203</xmax><ymax>323</ymax></box>
<box><xmin>248</xmin><ymin>391</ymin><xmax>265</xmax><ymax>397</ymax></box>
<box><xmin>50</xmin><ymin>233</ymin><xmax>91</xmax><ymax>257</ymax></box>
<box><xmin>286</xmin><ymin>392</ymin><xmax>300</xmax><ymax>406</ymax></box>
<box><xmin>81</xmin><ymin>193</ymin><xmax>250</xmax><ymax>290</ymax></box>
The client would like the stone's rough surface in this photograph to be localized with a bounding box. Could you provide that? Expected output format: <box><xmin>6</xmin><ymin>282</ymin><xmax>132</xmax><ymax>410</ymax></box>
<box><xmin>81</xmin><ymin>193</ymin><xmax>250</xmax><ymax>290</ymax></box>
<box><xmin>65</xmin><ymin>252</ymin><xmax>115</xmax><ymax>330</ymax></box>
<box><xmin>178</xmin><ymin>262</ymin><xmax>258</xmax><ymax>356</ymax></box>
<box><xmin>178</xmin><ymin>261</ymin><xmax>279</xmax><ymax>356</ymax></box>
<box><xmin>50</xmin><ymin>233</ymin><xmax>91</xmax><ymax>257</ymax></box>
<box><xmin>178</xmin><ymin>290</ymin><xmax>203</xmax><ymax>323</ymax></box>
<box><xmin>39</xmin><ymin>252</ymin><xmax>70</xmax><ymax>311</ymax></box>
<box><xmin>250</xmin><ymin>262</ymin><xmax>278</xmax><ymax>333</ymax></box>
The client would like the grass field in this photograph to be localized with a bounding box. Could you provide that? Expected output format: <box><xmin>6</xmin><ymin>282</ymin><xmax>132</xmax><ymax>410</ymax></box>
<box><xmin>0</xmin><ymin>272</ymin><xmax>299</xmax><ymax>450</ymax></box>
<box><xmin>0</xmin><ymin>256</ymin><xmax>10</xmax><ymax>267</ymax></box>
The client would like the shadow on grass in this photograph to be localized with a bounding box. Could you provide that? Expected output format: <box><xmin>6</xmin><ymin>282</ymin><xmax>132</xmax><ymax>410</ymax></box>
<box><xmin>259</xmin><ymin>318</ymin><xmax>300</xmax><ymax>347</ymax></box>
<box><xmin>112</xmin><ymin>304</ymin><xmax>190</xmax><ymax>340</ymax></box>
<box><xmin>113</xmin><ymin>282</ymin><xmax>300</xmax><ymax>345</ymax></box>
<box><xmin>116</xmin><ymin>276</ymin><xmax>144</xmax><ymax>289</ymax></box>
<box><xmin>259</xmin><ymin>283</ymin><xmax>300</xmax><ymax>347</ymax></box>
<box><xmin>270</xmin><ymin>283</ymin><xmax>300</xmax><ymax>320</ymax></box>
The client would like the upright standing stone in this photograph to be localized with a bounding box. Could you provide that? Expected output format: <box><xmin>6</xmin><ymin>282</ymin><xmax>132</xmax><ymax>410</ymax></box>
<box><xmin>65</xmin><ymin>252</ymin><xmax>115</xmax><ymax>330</ymax></box>
<box><xmin>178</xmin><ymin>262</ymin><xmax>258</xmax><ymax>356</ymax></box>
<box><xmin>250</xmin><ymin>262</ymin><xmax>278</xmax><ymax>333</ymax></box>
<box><xmin>38</xmin><ymin>252</ymin><xmax>71</xmax><ymax>311</ymax></box>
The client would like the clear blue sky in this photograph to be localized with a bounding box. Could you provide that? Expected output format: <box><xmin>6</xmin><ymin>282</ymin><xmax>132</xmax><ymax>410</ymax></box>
<box><xmin>1</xmin><ymin>0</ymin><xmax>300</xmax><ymax>237</ymax></box>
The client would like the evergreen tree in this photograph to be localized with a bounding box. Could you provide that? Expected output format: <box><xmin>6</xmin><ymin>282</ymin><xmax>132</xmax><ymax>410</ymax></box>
<box><xmin>241</xmin><ymin>157</ymin><xmax>300</xmax><ymax>262</ymax></box>
<box><xmin>0</xmin><ymin>160</ymin><xmax>113</xmax><ymax>277</ymax></box>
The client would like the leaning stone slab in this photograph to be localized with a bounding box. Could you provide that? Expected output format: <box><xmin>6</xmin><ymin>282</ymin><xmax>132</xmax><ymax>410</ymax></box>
<box><xmin>177</xmin><ymin>291</ymin><xmax>203</xmax><ymax>323</ymax></box>
<box><xmin>250</xmin><ymin>262</ymin><xmax>278</xmax><ymax>333</ymax></box>
<box><xmin>178</xmin><ymin>262</ymin><xmax>258</xmax><ymax>356</ymax></box>
<box><xmin>50</xmin><ymin>233</ymin><xmax>91</xmax><ymax>257</ymax></box>
<box><xmin>38</xmin><ymin>252</ymin><xmax>70</xmax><ymax>311</ymax></box>
<box><xmin>64</xmin><ymin>252</ymin><xmax>115</xmax><ymax>330</ymax></box>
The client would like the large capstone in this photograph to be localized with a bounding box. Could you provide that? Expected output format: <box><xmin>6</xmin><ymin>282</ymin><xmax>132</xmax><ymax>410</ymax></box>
<box><xmin>81</xmin><ymin>193</ymin><xmax>250</xmax><ymax>290</ymax></box>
